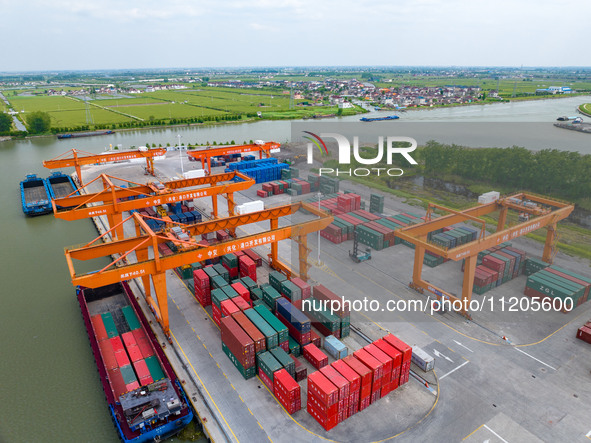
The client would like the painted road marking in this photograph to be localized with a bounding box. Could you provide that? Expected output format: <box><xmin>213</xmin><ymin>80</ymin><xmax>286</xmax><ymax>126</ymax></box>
<box><xmin>483</xmin><ymin>424</ymin><xmax>509</xmax><ymax>443</ymax></box>
<box><xmin>439</xmin><ymin>361</ymin><xmax>469</xmax><ymax>380</ymax></box>
<box><xmin>433</xmin><ymin>349</ymin><xmax>454</xmax><ymax>363</ymax></box>
<box><xmin>585</xmin><ymin>430</ymin><xmax>591</xmax><ymax>439</ymax></box>
<box><xmin>453</xmin><ymin>339</ymin><xmax>474</xmax><ymax>353</ymax></box>
<box><xmin>514</xmin><ymin>347</ymin><xmax>556</xmax><ymax>370</ymax></box>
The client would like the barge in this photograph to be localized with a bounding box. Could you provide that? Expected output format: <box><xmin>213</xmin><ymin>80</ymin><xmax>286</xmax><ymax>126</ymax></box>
<box><xmin>20</xmin><ymin>174</ymin><xmax>52</xmax><ymax>216</ymax></box>
<box><xmin>57</xmin><ymin>130</ymin><xmax>114</xmax><ymax>139</ymax></box>
<box><xmin>359</xmin><ymin>115</ymin><xmax>399</xmax><ymax>122</ymax></box>
<box><xmin>46</xmin><ymin>171</ymin><xmax>79</xmax><ymax>204</ymax></box>
<box><xmin>77</xmin><ymin>281</ymin><xmax>193</xmax><ymax>443</ymax></box>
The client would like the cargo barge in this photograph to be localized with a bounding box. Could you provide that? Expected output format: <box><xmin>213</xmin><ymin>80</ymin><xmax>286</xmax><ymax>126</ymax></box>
<box><xmin>77</xmin><ymin>281</ymin><xmax>193</xmax><ymax>443</ymax></box>
<box><xmin>46</xmin><ymin>171</ymin><xmax>79</xmax><ymax>203</ymax></box>
<box><xmin>57</xmin><ymin>130</ymin><xmax>114</xmax><ymax>139</ymax></box>
<box><xmin>359</xmin><ymin>115</ymin><xmax>399</xmax><ymax>122</ymax></box>
<box><xmin>20</xmin><ymin>174</ymin><xmax>52</xmax><ymax>216</ymax></box>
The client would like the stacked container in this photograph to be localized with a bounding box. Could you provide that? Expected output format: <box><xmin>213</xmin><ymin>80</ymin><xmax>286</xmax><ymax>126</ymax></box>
<box><xmin>275</xmin><ymin>298</ymin><xmax>311</xmax><ymax>345</ymax></box>
<box><xmin>303</xmin><ymin>343</ymin><xmax>328</xmax><ymax>369</ymax></box>
<box><xmin>383</xmin><ymin>334</ymin><xmax>412</xmax><ymax>385</ymax></box>
<box><xmin>221</xmin><ymin>316</ymin><xmax>256</xmax><ymax>379</ymax></box>
<box><xmin>193</xmin><ymin>269</ymin><xmax>211</xmax><ymax>307</ymax></box>
<box><xmin>274</xmin><ymin>369</ymin><xmax>301</xmax><ymax>414</ymax></box>
<box><xmin>239</xmin><ymin>255</ymin><xmax>257</xmax><ymax>282</ymax></box>
<box><xmin>307</xmin><ymin>371</ymin><xmax>340</xmax><ymax>431</ymax></box>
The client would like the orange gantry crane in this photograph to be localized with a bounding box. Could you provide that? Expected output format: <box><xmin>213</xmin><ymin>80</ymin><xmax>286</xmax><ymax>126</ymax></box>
<box><xmin>395</xmin><ymin>192</ymin><xmax>574</xmax><ymax>318</ymax></box>
<box><xmin>43</xmin><ymin>148</ymin><xmax>167</xmax><ymax>185</ymax></box>
<box><xmin>51</xmin><ymin>170</ymin><xmax>255</xmax><ymax>239</ymax></box>
<box><xmin>186</xmin><ymin>141</ymin><xmax>279</xmax><ymax>173</ymax></box>
<box><xmin>64</xmin><ymin>202</ymin><xmax>333</xmax><ymax>338</ymax></box>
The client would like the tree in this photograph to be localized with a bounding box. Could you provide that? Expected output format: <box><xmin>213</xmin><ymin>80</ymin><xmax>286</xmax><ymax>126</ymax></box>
<box><xmin>26</xmin><ymin>111</ymin><xmax>51</xmax><ymax>134</ymax></box>
<box><xmin>0</xmin><ymin>113</ymin><xmax>12</xmax><ymax>132</ymax></box>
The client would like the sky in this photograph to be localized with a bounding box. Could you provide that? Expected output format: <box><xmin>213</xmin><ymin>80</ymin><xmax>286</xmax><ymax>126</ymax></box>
<box><xmin>1</xmin><ymin>0</ymin><xmax>590</xmax><ymax>71</ymax></box>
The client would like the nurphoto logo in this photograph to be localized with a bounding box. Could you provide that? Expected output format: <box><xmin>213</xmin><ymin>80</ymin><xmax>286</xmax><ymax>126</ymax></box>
<box><xmin>304</xmin><ymin>131</ymin><xmax>418</xmax><ymax>177</ymax></box>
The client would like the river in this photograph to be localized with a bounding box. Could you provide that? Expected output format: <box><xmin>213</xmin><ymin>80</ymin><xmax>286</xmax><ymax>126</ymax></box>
<box><xmin>0</xmin><ymin>95</ymin><xmax>589</xmax><ymax>442</ymax></box>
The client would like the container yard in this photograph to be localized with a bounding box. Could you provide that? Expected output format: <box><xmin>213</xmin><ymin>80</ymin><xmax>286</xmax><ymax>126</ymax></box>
<box><xmin>43</xmin><ymin>144</ymin><xmax>591</xmax><ymax>443</ymax></box>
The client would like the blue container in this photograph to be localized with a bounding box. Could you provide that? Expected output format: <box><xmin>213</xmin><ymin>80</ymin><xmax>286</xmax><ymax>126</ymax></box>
<box><xmin>323</xmin><ymin>335</ymin><xmax>348</xmax><ymax>360</ymax></box>
<box><xmin>191</xmin><ymin>211</ymin><xmax>202</xmax><ymax>223</ymax></box>
<box><xmin>276</xmin><ymin>298</ymin><xmax>311</xmax><ymax>333</ymax></box>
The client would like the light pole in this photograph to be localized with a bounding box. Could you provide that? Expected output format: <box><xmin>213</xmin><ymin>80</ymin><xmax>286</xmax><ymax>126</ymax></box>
<box><xmin>317</xmin><ymin>192</ymin><xmax>322</xmax><ymax>266</ymax></box>
<box><xmin>177</xmin><ymin>134</ymin><xmax>184</xmax><ymax>175</ymax></box>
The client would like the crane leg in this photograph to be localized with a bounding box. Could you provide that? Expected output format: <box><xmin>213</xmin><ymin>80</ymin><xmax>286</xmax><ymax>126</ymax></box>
<box><xmin>411</xmin><ymin>245</ymin><xmax>425</xmax><ymax>287</ymax></box>
<box><xmin>497</xmin><ymin>207</ymin><xmax>508</xmax><ymax>232</ymax></box>
<box><xmin>298</xmin><ymin>234</ymin><xmax>309</xmax><ymax>280</ymax></box>
<box><xmin>227</xmin><ymin>192</ymin><xmax>236</xmax><ymax>237</ymax></box>
<box><xmin>542</xmin><ymin>223</ymin><xmax>557</xmax><ymax>263</ymax></box>
<box><xmin>106</xmin><ymin>212</ymin><xmax>124</xmax><ymax>240</ymax></box>
<box><xmin>461</xmin><ymin>255</ymin><xmax>476</xmax><ymax>319</ymax></box>
<box><xmin>212</xmin><ymin>193</ymin><xmax>218</xmax><ymax>218</ymax></box>
<box><xmin>270</xmin><ymin>218</ymin><xmax>279</xmax><ymax>266</ymax></box>
<box><xmin>151</xmin><ymin>272</ymin><xmax>170</xmax><ymax>340</ymax></box>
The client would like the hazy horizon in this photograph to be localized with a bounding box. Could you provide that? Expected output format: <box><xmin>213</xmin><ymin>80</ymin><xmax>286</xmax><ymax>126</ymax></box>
<box><xmin>2</xmin><ymin>0</ymin><xmax>590</xmax><ymax>71</ymax></box>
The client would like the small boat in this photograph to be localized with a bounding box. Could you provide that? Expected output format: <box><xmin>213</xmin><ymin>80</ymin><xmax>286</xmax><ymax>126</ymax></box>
<box><xmin>20</xmin><ymin>174</ymin><xmax>52</xmax><ymax>216</ymax></box>
<box><xmin>360</xmin><ymin>115</ymin><xmax>400</xmax><ymax>122</ymax></box>
<box><xmin>57</xmin><ymin>130</ymin><xmax>114</xmax><ymax>139</ymax></box>
<box><xmin>556</xmin><ymin>116</ymin><xmax>579</xmax><ymax>121</ymax></box>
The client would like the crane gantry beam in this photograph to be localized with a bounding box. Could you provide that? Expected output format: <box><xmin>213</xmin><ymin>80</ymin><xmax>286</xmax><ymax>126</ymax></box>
<box><xmin>65</xmin><ymin>202</ymin><xmax>333</xmax><ymax>338</ymax></box>
<box><xmin>186</xmin><ymin>141</ymin><xmax>279</xmax><ymax>173</ymax></box>
<box><xmin>43</xmin><ymin>148</ymin><xmax>167</xmax><ymax>185</ymax></box>
<box><xmin>396</xmin><ymin>192</ymin><xmax>574</xmax><ymax>318</ymax></box>
<box><xmin>51</xmin><ymin>170</ymin><xmax>255</xmax><ymax>239</ymax></box>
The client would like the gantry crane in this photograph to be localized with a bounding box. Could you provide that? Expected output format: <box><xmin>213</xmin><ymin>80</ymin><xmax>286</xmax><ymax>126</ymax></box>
<box><xmin>51</xmin><ymin>171</ymin><xmax>255</xmax><ymax>239</ymax></box>
<box><xmin>43</xmin><ymin>148</ymin><xmax>167</xmax><ymax>185</ymax></box>
<box><xmin>395</xmin><ymin>192</ymin><xmax>574</xmax><ymax>318</ymax></box>
<box><xmin>64</xmin><ymin>202</ymin><xmax>333</xmax><ymax>339</ymax></box>
<box><xmin>186</xmin><ymin>141</ymin><xmax>279</xmax><ymax>173</ymax></box>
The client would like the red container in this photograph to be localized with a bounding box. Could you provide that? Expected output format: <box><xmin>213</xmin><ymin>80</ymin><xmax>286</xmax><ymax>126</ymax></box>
<box><xmin>110</xmin><ymin>336</ymin><xmax>124</xmax><ymax>353</ymax></box>
<box><xmin>212</xmin><ymin>303</ymin><xmax>222</xmax><ymax>327</ymax></box>
<box><xmin>358</xmin><ymin>395</ymin><xmax>371</xmax><ymax>411</ymax></box>
<box><xmin>232</xmin><ymin>311</ymin><xmax>266</xmax><ymax>354</ymax></box>
<box><xmin>121</xmin><ymin>331</ymin><xmax>137</xmax><ymax>349</ymax></box>
<box><xmin>133</xmin><ymin>359</ymin><xmax>153</xmax><ymax>385</ymax></box>
<box><xmin>353</xmin><ymin>348</ymin><xmax>384</xmax><ymax>384</ymax></box>
<box><xmin>132</xmin><ymin>329</ymin><xmax>154</xmax><ymax>359</ymax></box>
<box><xmin>332</xmin><ymin>359</ymin><xmax>361</xmax><ymax>394</ymax></box>
<box><xmin>108</xmin><ymin>368</ymin><xmax>127</xmax><ymax>398</ymax></box>
<box><xmin>91</xmin><ymin>314</ymin><xmax>108</xmax><ymax>342</ymax></box>
<box><xmin>310</xmin><ymin>330</ymin><xmax>321</xmax><ymax>347</ymax></box>
<box><xmin>374</xmin><ymin>339</ymin><xmax>402</xmax><ymax>389</ymax></box>
<box><xmin>220</xmin><ymin>316</ymin><xmax>255</xmax><ymax>368</ymax></box>
<box><xmin>364</xmin><ymin>343</ymin><xmax>393</xmax><ymax>388</ymax></box>
<box><xmin>231</xmin><ymin>296</ymin><xmax>251</xmax><ymax>312</ymax></box>
<box><xmin>115</xmin><ymin>349</ymin><xmax>130</xmax><ymax>368</ymax></box>
<box><xmin>276</xmin><ymin>310</ymin><xmax>310</xmax><ymax>345</ymax></box>
<box><xmin>244</xmin><ymin>249</ymin><xmax>262</xmax><ymax>267</ymax></box>
<box><xmin>303</xmin><ymin>343</ymin><xmax>328</xmax><ymax>369</ymax></box>
<box><xmin>239</xmin><ymin>256</ymin><xmax>257</xmax><ymax>282</ymax></box>
<box><xmin>290</xmin><ymin>355</ymin><xmax>308</xmax><ymax>382</ymax></box>
<box><xmin>313</xmin><ymin>285</ymin><xmax>350</xmax><ymax>318</ymax></box>
<box><xmin>321</xmin><ymin>365</ymin><xmax>350</xmax><ymax>400</ymax></box>
<box><xmin>216</xmin><ymin>230</ymin><xmax>230</xmax><ymax>241</ymax></box>
<box><xmin>290</xmin><ymin>277</ymin><xmax>311</xmax><ymax>299</ymax></box>
<box><xmin>482</xmin><ymin>255</ymin><xmax>505</xmax><ymax>273</ymax></box>
<box><xmin>576</xmin><ymin>326</ymin><xmax>591</xmax><ymax>344</ymax></box>
<box><xmin>307</xmin><ymin>370</ymin><xmax>338</xmax><ymax>407</ymax></box>
<box><xmin>231</xmin><ymin>282</ymin><xmax>252</xmax><ymax>305</ymax></box>
<box><xmin>342</xmin><ymin>356</ymin><xmax>372</xmax><ymax>390</ymax></box>
<box><xmin>274</xmin><ymin>369</ymin><xmax>301</xmax><ymax>414</ymax></box>
<box><xmin>126</xmin><ymin>344</ymin><xmax>143</xmax><ymax>363</ymax></box>
<box><xmin>383</xmin><ymin>334</ymin><xmax>412</xmax><ymax>385</ymax></box>
<box><xmin>307</xmin><ymin>399</ymin><xmax>339</xmax><ymax>431</ymax></box>
<box><xmin>99</xmin><ymin>339</ymin><xmax>118</xmax><ymax>370</ymax></box>
<box><xmin>221</xmin><ymin>298</ymin><xmax>240</xmax><ymax>317</ymax></box>
<box><xmin>279</xmin><ymin>340</ymin><xmax>289</xmax><ymax>352</ymax></box>
<box><xmin>258</xmin><ymin>367</ymin><xmax>274</xmax><ymax>391</ymax></box>
<box><xmin>256</xmin><ymin>189</ymin><xmax>267</xmax><ymax>198</ymax></box>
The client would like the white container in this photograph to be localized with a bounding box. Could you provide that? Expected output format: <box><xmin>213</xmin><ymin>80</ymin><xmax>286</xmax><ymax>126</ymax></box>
<box><xmin>411</xmin><ymin>346</ymin><xmax>434</xmax><ymax>372</ymax></box>
<box><xmin>183</xmin><ymin>169</ymin><xmax>206</xmax><ymax>179</ymax></box>
<box><xmin>236</xmin><ymin>200</ymin><xmax>264</xmax><ymax>215</ymax></box>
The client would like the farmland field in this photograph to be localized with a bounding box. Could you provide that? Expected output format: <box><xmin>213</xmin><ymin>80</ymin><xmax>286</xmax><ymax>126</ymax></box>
<box><xmin>92</xmin><ymin>97</ymin><xmax>171</xmax><ymax>107</ymax></box>
<box><xmin>580</xmin><ymin>103</ymin><xmax>591</xmax><ymax>115</ymax></box>
<box><xmin>48</xmin><ymin>108</ymin><xmax>133</xmax><ymax>127</ymax></box>
<box><xmin>109</xmin><ymin>103</ymin><xmax>228</xmax><ymax>121</ymax></box>
<box><xmin>7</xmin><ymin>95</ymin><xmax>87</xmax><ymax>112</ymax></box>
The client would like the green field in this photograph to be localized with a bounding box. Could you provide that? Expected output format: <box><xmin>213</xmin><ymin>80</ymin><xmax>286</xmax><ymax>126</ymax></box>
<box><xmin>580</xmin><ymin>103</ymin><xmax>591</xmax><ymax>115</ymax></box>
<box><xmin>48</xmin><ymin>108</ymin><xmax>133</xmax><ymax>127</ymax></box>
<box><xmin>7</xmin><ymin>95</ymin><xmax>86</xmax><ymax>112</ymax></box>
<box><xmin>106</xmin><ymin>103</ymin><xmax>228</xmax><ymax>121</ymax></box>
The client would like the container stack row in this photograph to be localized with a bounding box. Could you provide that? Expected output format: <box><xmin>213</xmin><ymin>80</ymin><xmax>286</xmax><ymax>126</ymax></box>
<box><xmin>524</xmin><ymin>265</ymin><xmax>591</xmax><ymax>312</ymax></box>
<box><xmin>257</xmin><ymin>169</ymin><xmax>322</xmax><ymax>198</ymax></box>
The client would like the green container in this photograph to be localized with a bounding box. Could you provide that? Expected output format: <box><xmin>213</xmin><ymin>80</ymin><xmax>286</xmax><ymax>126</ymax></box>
<box><xmin>244</xmin><ymin>309</ymin><xmax>278</xmax><ymax>349</ymax></box>
<box><xmin>213</xmin><ymin>264</ymin><xmax>230</xmax><ymax>282</ymax></box>
<box><xmin>121</xmin><ymin>306</ymin><xmax>141</xmax><ymax>331</ymax></box>
<box><xmin>119</xmin><ymin>364</ymin><xmax>138</xmax><ymax>385</ymax></box>
<box><xmin>549</xmin><ymin>265</ymin><xmax>591</xmax><ymax>285</ymax></box>
<box><xmin>101</xmin><ymin>312</ymin><xmax>119</xmax><ymax>338</ymax></box>
<box><xmin>286</xmin><ymin>189</ymin><xmax>298</xmax><ymax>197</ymax></box>
<box><xmin>212</xmin><ymin>275</ymin><xmax>228</xmax><ymax>289</ymax></box>
<box><xmin>270</xmin><ymin>347</ymin><xmax>296</xmax><ymax>379</ymax></box>
<box><xmin>535</xmin><ymin>271</ymin><xmax>583</xmax><ymax>297</ymax></box>
<box><xmin>222</xmin><ymin>253</ymin><xmax>238</xmax><ymax>269</ymax></box>
<box><xmin>527</xmin><ymin>275</ymin><xmax>574</xmax><ymax>300</ymax></box>
<box><xmin>253</xmin><ymin>299</ymin><xmax>266</xmax><ymax>307</ymax></box>
<box><xmin>180</xmin><ymin>265</ymin><xmax>193</xmax><ymax>280</ymax></box>
<box><xmin>304</xmin><ymin>298</ymin><xmax>341</xmax><ymax>331</ymax></box>
<box><xmin>212</xmin><ymin>288</ymin><xmax>229</xmax><ymax>308</ymax></box>
<box><xmin>240</xmin><ymin>276</ymin><xmax>258</xmax><ymax>291</ymax></box>
<box><xmin>144</xmin><ymin>356</ymin><xmax>165</xmax><ymax>381</ymax></box>
<box><xmin>191</xmin><ymin>262</ymin><xmax>203</xmax><ymax>271</ymax></box>
<box><xmin>222</xmin><ymin>343</ymin><xmax>256</xmax><ymax>379</ymax></box>
<box><xmin>280</xmin><ymin>280</ymin><xmax>302</xmax><ymax>302</ymax></box>
<box><xmin>269</xmin><ymin>271</ymin><xmax>287</xmax><ymax>292</ymax></box>
<box><xmin>524</xmin><ymin>257</ymin><xmax>550</xmax><ymax>276</ymax></box>
<box><xmin>262</xmin><ymin>285</ymin><xmax>281</xmax><ymax>311</ymax></box>
<box><xmin>256</xmin><ymin>351</ymin><xmax>282</xmax><ymax>383</ymax></box>
<box><xmin>222</xmin><ymin>285</ymin><xmax>239</xmax><ymax>299</ymax></box>
<box><xmin>250</xmin><ymin>287</ymin><xmax>263</xmax><ymax>301</ymax></box>
<box><xmin>254</xmin><ymin>305</ymin><xmax>289</xmax><ymax>343</ymax></box>
<box><xmin>203</xmin><ymin>266</ymin><xmax>218</xmax><ymax>279</ymax></box>
<box><xmin>288</xmin><ymin>336</ymin><xmax>301</xmax><ymax>357</ymax></box>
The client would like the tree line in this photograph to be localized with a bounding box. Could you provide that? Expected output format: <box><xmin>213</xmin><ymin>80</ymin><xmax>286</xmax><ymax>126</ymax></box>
<box><xmin>420</xmin><ymin>141</ymin><xmax>591</xmax><ymax>202</ymax></box>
